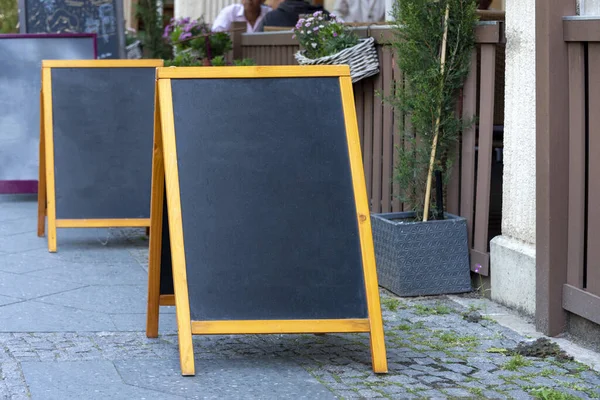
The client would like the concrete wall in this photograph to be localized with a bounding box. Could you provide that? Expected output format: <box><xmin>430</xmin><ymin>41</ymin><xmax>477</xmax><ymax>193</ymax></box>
<box><xmin>489</xmin><ymin>0</ymin><xmax>537</xmax><ymax>316</ymax></box>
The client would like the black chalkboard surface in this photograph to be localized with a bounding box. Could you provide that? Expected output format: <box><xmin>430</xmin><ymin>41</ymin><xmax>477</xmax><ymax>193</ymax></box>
<box><xmin>146</xmin><ymin>66</ymin><xmax>387</xmax><ymax>376</ymax></box>
<box><xmin>37</xmin><ymin>60</ymin><xmax>163</xmax><ymax>252</ymax></box>
<box><xmin>0</xmin><ymin>34</ymin><xmax>96</xmax><ymax>192</ymax></box>
<box><xmin>19</xmin><ymin>0</ymin><xmax>125</xmax><ymax>59</ymax></box>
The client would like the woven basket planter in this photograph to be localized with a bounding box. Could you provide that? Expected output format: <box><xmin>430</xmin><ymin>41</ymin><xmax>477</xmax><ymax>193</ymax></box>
<box><xmin>294</xmin><ymin>37</ymin><xmax>380</xmax><ymax>83</ymax></box>
<box><xmin>126</xmin><ymin>40</ymin><xmax>143</xmax><ymax>59</ymax></box>
<box><xmin>371</xmin><ymin>212</ymin><xmax>472</xmax><ymax>297</ymax></box>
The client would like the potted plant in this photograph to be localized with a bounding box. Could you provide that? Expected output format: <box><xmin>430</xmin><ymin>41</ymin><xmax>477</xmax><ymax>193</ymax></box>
<box><xmin>293</xmin><ymin>11</ymin><xmax>379</xmax><ymax>83</ymax></box>
<box><xmin>371</xmin><ymin>0</ymin><xmax>478</xmax><ymax>297</ymax></box>
<box><xmin>162</xmin><ymin>17</ymin><xmax>255</xmax><ymax>66</ymax></box>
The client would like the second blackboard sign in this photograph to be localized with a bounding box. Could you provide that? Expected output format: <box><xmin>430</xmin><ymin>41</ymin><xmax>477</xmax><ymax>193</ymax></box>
<box><xmin>38</xmin><ymin>60</ymin><xmax>163</xmax><ymax>252</ymax></box>
<box><xmin>146</xmin><ymin>66</ymin><xmax>388</xmax><ymax>376</ymax></box>
<box><xmin>19</xmin><ymin>0</ymin><xmax>125</xmax><ymax>59</ymax></box>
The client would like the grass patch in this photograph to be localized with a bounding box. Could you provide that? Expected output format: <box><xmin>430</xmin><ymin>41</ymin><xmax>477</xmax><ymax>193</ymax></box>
<box><xmin>426</xmin><ymin>330</ymin><xmax>479</xmax><ymax>351</ymax></box>
<box><xmin>381</xmin><ymin>297</ymin><xmax>402</xmax><ymax>312</ymax></box>
<box><xmin>530</xmin><ymin>387</ymin><xmax>581</xmax><ymax>400</ymax></box>
<box><xmin>413</xmin><ymin>302</ymin><xmax>453</xmax><ymax>316</ymax></box>
<box><xmin>396</xmin><ymin>323</ymin><xmax>411</xmax><ymax>331</ymax></box>
<box><xmin>486</xmin><ymin>347</ymin><xmax>508</xmax><ymax>354</ymax></box>
<box><xmin>502</xmin><ymin>354</ymin><xmax>533</xmax><ymax>371</ymax></box>
<box><xmin>467</xmin><ymin>386</ymin><xmax>484</xmax><ymax>398</ymax></box>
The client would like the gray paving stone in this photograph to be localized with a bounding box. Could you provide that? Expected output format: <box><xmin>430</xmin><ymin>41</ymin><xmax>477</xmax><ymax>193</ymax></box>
<box><xmin>0</xmin><ymin>232</ymin><xmax>47</xmax><ymax>254</ymax></box>
<box><xmin>580</xmin><ymin>371</ymin><xmax>600</xmax><ymax>386</ymax></box>
<box><xmin>35</xmin><ymin>284</ymin><xmax>147</xmax><ymax>314</ymax></box>
<box><xmin>431</xmin><ymin>371</ymin><xmax>468</xmax><ymax>382</ymax></box>
<box><xmin>25</xmin><ymin>261</ymin><xmax>147</xmax><ymax>285</ymax></box>
<box><xmin>470</xmin><ymin>362</ymin><xmax>497</xmax><ymax>372</ymax></box>
<box><xmin>109</xmin><ymin>312</ymin><xmax>177</xmax><ymax>332</ymax></box>
<box><xmin>442</xmin><ymin>387</ymin><xmax>472</xmax><ymax>397</ymax></box>
<box><xmin>470</xmin><ymin>371</ymin><xmax>505</xmax><ymax>385</ymax></box>
<box><xmin>0</xmin><ymin>217</ymin><xmax>37</xmax><ymax>238</ymax></box>
<box><xmin>0</xmin><ymin>271</ymin><xmax>85</xmax><ymax>299</ymax></box>
<box><xmin>0</xmin><ymin>301</ymin><xmax>116</xmax><ymax>332</ymax></box>
<box><xmin>0</xmin><ymin>252</ymin><xmax>83</xmax><ymax>274</ymax></box>
<box><xmin>124</xmin><ymin>358</ymin><xmax>337</xmax><ymax>399</ymax></box>
<box><xmin>506</xmin><ymin>389</ymin><xmax>534</xmax><ymax>400</ymax></box>
<box><xmin>482</xmin><ymin>390</ymin><xmax>508</xmax><ymax>399</ymax></box>
<box><xmin>385</xmin><ymin>374</ymin><xmax>418</xmax><ymax>385</ymax></box>
<box><xmin>22</xmin><ymin>360</ymin><xmax>184</xmax><ymax>400</ymax></box>
<box><xmin>0</xmin><ymin>294</ymin><xmax>20</xmax><ymax>306</ymax></box>
<box><xmin>419</xmin><ymin>389</ymin><xmax>447</xmax><ymax>398</ymax></box>
<box><xmin>530</xmin><ymin>376</ymin><xmax>561</xmax><ymax>387</ymax></box>
<box><xmin>444</xmin><ymin>363</ymin><xmax>473</xmax><ymax>374</ymax></box>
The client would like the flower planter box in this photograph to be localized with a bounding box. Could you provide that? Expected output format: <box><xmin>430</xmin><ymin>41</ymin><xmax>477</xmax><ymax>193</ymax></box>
<box><xmin>371</xmin><ymin>212</ymin><xmax>472</xmax><ymax>297</ymax></box>
<box><xmin>294</xmin><ymin>37</ymin><xmax>379</xmax><ymax>83</ymax></box>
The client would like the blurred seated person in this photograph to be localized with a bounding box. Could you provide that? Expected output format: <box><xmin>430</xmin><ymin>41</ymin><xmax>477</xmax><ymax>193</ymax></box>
<box><xmin>212</xmin><ymin>0</ymin><xmax>271</xmax><ymax>33</ymax></box>
<box><xmin>332</xmin><ymin>0</ymin><xmax>386</xmax><ymax>23</ymax></box>
<box><xmin>257</xmin><ymin>0</ymin><xmax>329</xmax><ymax>31</ymax></box>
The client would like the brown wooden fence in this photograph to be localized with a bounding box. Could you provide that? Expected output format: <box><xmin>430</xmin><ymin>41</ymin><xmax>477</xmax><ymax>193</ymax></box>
<box><xmin>232</xmin><ymin>21</ymin><xmax>505</xmax><ymax>275</ymax></box>
<box><xmin>562</xmin><ymin>17</ymin><xmax>600</xmax><ymax>326</ymax></box>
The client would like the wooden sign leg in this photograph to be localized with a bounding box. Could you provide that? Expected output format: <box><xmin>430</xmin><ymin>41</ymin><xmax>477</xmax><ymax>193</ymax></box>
<box><xmin>41</xmin><ymin>68</ymin><xmax>57</xmax><ymax>253</ymax></box>
<box><xmin>147</xmin><ymin>88</ymin><xmax>165</xmax><ymax>339</ymax></box>
<box><xmin>37</xmin><ymin>91</ymin><xmax>47</xmax><ymax>237</ymax></box>
<box><xmin>338</xmin><ymin>76</ymin><xmax>388</xmax><ymax>373</ymax></box>
<box><xmin>157</xmin><ymin>78</ymin><xmax>195</xmax><ymax>376</ymax></box>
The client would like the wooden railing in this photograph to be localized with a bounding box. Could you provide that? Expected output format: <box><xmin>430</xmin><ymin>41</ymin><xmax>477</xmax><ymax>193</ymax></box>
<box><xmin>561</xmin><ymin>16</ymin><xmax>600</xmax><ymax>326</ymax></box>
<box><xmin>232</xmin><ymin>21</ymin><xmax>505</xmax><ymax>275</ymax></box>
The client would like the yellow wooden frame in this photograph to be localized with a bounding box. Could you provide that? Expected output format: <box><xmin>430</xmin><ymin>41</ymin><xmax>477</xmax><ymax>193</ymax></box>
<box><xmin>37</xmin><ymin>59</ymin><xmax>164</xmax><ymax>252</ymax></box>
<box><xmin>147</xmin><ymin>65</ymin><xmax>388</xmax><ymax>376</ymax></box>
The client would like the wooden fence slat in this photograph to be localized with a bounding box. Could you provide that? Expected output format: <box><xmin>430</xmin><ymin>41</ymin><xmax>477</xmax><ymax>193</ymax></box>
<box><xmin>354</xmin><ymin>81</ymin><xmax>364</xmax><ymax>152</ymax></box>
<box><xmin>382</xmin><ymin>47</ymin><xmax>394</xmax><ymax>213</ymax></box>
<box><xmin>461</xmin><ymin>50</ymin><xmax>478</xmax><ymax>253</ymax></box>
<box><xmin>392</xmin><ymin>54</ymin><xmax>402</xmax><ymax>212</ymax></box>
<box><xmin>447</xmin><ymin>92</ymin><xmax>462</xmax><ymax>216</ymax></box>
<box><xmin>567</xmin><ymin>42</ymin><xmax>586</xmax><ymax>289</ymax></box>
<box><xmin>472</xmin><ymin>44</ymin><xmax>496</xmax><ymax>276</ymax></box>
<box><xmin>371</xmin><ymin>46</ymin><xmax>385</xmax><ymax>213</ymax></box>
<box><xmin>587</xmin><ymin>43</ymin><xmax>600</xmax><ymax>296</ymax></box>
<box><xmin>363</xmin><ymin>78</ymin><xmax>374</xmax><ymax>207</ymax></box>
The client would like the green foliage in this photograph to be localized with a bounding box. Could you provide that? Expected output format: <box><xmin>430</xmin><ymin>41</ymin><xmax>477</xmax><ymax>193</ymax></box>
<box><xmin>413</xmin><ymin>302</ymin><xmax>453</xmax><ymax>315</ymax></box>
<box><xmin>135</xmin><ymin>0</ymin><xmax>172</xmax><ymax>59</ymax></box>
<box><xmin>530</xmin><ymin>388</ymin><xmax>581</xmax><ymax>400</ymax></box>
<box><xmin>163</xmin><ymin>17</ymin><xmax>254</xmax><ymax>66</ymax></box>
<box><xmin>502</xmin><ymin>354</ymin><xmax>533</xmax><ymax>371</ymax></box>
<box><xmin>389</xmin><ymin>0</ymin><xmax>478</xmax><ymax>215</ymax></box>
<box><xmin>293</xmin><ymin>11</ymin><xmax>359</xmax><ymax>59</ymax></box>
<box><xmin>0</xmin><ymin>0</ymin><xmax>18</xmax><ymax>33</ymax></box>
<box><xmin>381</xmin><ymin>297</ymin><xmax>402</xmax><ymax>312</ymax></box>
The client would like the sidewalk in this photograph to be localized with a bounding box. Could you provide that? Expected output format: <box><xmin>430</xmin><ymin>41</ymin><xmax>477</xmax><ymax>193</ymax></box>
<box><xmin>1</xmin><ymin>194</ymin><xmax>599</xmax><ymax>400</ymax></box>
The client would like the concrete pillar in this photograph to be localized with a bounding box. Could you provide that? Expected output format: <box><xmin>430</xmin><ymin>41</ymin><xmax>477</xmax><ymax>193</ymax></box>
<box><xmin>489</xmin><ymin>0</ymin><xmax>537</xmax><ymax>316</ymax></box>
<box><xmin>580</xmin><ymin>0</ymin><xmax>600</xmax><ymax>15</ymax></box>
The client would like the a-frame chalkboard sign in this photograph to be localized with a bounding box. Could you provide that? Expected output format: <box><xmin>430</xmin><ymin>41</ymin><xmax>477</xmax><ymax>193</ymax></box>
<box><xmin>146</xmin><ymin>66</ymin><xmax>388</xmax><ymax>376</ymax></box>
<box><xmin>38</xmin><ymin>60</ymin><xmax>163</xmax><ymax>252</ymax></box>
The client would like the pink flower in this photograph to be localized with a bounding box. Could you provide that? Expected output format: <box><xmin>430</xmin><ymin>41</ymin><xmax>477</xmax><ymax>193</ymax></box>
<box><xmin>333</xmin><ymin>32</ymin><xmax>338</xmax><ymax>37</ymax></box>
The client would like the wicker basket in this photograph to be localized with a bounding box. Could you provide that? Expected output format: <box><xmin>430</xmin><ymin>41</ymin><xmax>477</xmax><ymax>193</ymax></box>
<box><xmin>294</xmin><ymin>37</ymin><xmax>380</xmax><ymax>83</ymax></box>
<box><xmin>126</xmin><ymin>41</ymin><xmax>143</xmax><ymax>59</ymax></box>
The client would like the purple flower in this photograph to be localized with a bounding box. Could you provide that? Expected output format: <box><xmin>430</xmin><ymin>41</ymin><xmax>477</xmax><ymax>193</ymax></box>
<box><xmin>333</xmin><ymin>32</ymin><xmax>338</xmax><ymax>37</ymax></box>
<box><xmin>292</xmin><ymin>34</ymin><xmax>296</xmax><ymax>39</ymax></box>
<box><xmin>313</xmin><ymin>11</ymin><xmax>322</xmax><ymax>17</ymax></box>
<box><xmin>179</xmin><ymin>32</ymin><xmax>192</xmax><ymax>41</ymax></box>
<box><xmin>313</xmin><ymin>27</ymin><xmax>319</xmax><ymax>31</ymax></box>
<box><xmin>163</xmin><ymin>25</ymin><xmax>171</xmax><ymax>38</ymax></box>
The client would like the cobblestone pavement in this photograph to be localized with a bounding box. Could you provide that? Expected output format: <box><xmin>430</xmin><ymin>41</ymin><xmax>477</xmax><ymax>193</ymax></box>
<box><xmin>1</xmin><ymin>196</ymin><xmax>600</xmax><ymax>399</ymax></box>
